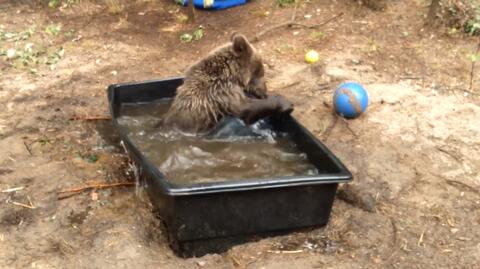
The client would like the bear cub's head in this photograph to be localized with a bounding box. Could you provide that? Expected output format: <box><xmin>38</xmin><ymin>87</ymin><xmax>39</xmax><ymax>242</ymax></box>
<box><xmin>230</xmin><ymin>33</ymin><xmax>268</xmax><ymax>99</ymax></box>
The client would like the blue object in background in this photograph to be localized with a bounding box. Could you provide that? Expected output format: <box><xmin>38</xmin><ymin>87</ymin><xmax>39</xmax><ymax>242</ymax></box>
<box><xmin>333</xmin><ymin>82</ymin><xmax>369</xmax><ymax>119</ymax></box>
<box><xmin>177</xmin><ymin>0</ymin><xmax>247</xmax><ymax>10</ymax></box>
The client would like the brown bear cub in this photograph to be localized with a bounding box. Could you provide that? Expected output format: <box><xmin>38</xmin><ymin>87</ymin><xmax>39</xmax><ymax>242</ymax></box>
<box><xmin>162</xmin><ymin>33</ymin><xmax>293</xmax><ymax>133</ymax></box>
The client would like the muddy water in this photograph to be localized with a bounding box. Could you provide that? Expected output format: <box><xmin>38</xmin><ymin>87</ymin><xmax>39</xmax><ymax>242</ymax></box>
<box><xmin>117</xmin><ymin>100</ymin><xmax>318</xmax><ymax>185</ymax></box>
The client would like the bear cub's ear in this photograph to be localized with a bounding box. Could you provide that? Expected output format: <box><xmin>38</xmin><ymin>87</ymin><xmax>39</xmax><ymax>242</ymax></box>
<box><xmin>231</xmin><ymin>33</ymin><xmax>252</xmax><ymax>57</ymax></box>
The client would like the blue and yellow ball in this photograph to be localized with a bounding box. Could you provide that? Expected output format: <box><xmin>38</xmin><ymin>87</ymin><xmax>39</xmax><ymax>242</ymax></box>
<box><xmin>333</xmin><ymin>82</ymin><xmax>368</xmax><ymax>119</ymax></box>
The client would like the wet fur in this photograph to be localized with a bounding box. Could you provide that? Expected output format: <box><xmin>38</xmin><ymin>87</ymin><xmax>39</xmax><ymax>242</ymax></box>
<box><xmin>163</xmin><ymin>34</ymin><xmax>270</xmax><ymax>133</ymax></box>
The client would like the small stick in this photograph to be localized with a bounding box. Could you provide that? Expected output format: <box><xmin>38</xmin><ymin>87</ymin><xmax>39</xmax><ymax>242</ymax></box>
<box><xmin>11</xmin><ymin>201</ymin><xmax>36</xmax><ymax>209</ymax></box>
<box><xmin>322</xmin><ymin>100</ymin><xmax>331</xmax><ymax>108</ymax></box>
<box><xmin>399</xmin><ymin>76</ymin><xmax>422</xmax><ymax>80</ymax></box>
<box><xmin>322</xmin><ymin>116</ymin><xmax>338</xmax><ymax>141</ymax></box>
<box><xmin>267</xmin><ymin>249</ymin><xmax>304</xmax><ymax>254</ymax></box>
<box><xmin>433</xmin><ymin>173</ymin><xmax>479</xmax><ymax>194</ymax></box>
<box><xmin>27</xmin><ymin>196</ymin><xmax>35</xmax><ymax>208</ymax></box>
<box><xmin>291</xmin><ymin>0</ymin><xmax>300</xmax><ymax>21</ymax></box>
<box><xmin>57</xmin><ymin>192</ymin><xmax>82</xmax><ymax>200</ymax></box>
<box><xmin>245</xmin><ymin>256</ymin><xmax>260</xmax><ymax>267</ymax></box>
<box><xmin>23</xmin><ymin>141</ymin><xmax>32</xmax><ymax>156</ymax></box>
<box><xmin>460</xmin><ymin>88</ymin><xmax>480</xmax><ymax>96</ymax></box>
<box><xmin>317</xmin><ymin>82</ymin><xmax>331</xmax><ymax>91</ymax></box>
<box><xmin>1</xmin><ymin>187</ymin><xmax>24</xmax><ymax>193</ymax></box>
<box><xmin>469</xmin><ymin>41</ymin><xmax>480</xmax><ymax>91</ymax></box>
<box><xmin>279</xmin><ymin>81</ymin><xmax>301</xmax><ymax>89</ymax></box>
<box><xmin>229</xmin><ymin>255</ymin><xmax>241</xmax><ymax>267</ymax></box>
<box><xmin>417</xmin><ymin>228</ymin><xmax>426</xmax><ymax>247</ymax></box>
<box><xmin>444</xmin><ymin>179</ymin><xmax>479</xmax><ymax>194</ymax></box>
<box><xmin>250</xmin><ymin>12</ymin><xmax>344</xmax><ymax>43</ymax></box>
<box><xmin>187</xmin><ymin>0</ymin><xmax>195</xmax><ymax>24</ymax></box>
<box><xmin>69</xmin><ymin>116</ymin><xmax>111</xmax><ymax>121</ymax></box>
<box><xmin>339</xmin><ymin>117</ymin><xmax>359</xmax><ymax>138</ymax></box>
<box><xmin>58</xmin><ymin>182</ymin><xmax>136</xmax><ymax>194</ymax></box>
<box><xmin>435</xmin><ymin>146</ymin><xmax>462</xmax><ymax>163</ymax></box>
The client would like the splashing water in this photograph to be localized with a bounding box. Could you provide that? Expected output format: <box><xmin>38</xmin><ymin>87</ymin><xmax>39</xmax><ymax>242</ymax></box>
<box><xmin>117</xmin><ymin>100</ymin><xmax>318</xmax><ymax>185</ymax></box>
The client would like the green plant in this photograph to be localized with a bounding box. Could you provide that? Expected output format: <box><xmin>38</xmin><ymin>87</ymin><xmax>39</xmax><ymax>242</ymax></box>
<box><xmin>193</xmin><ymin>26</ymin><xmax>204</xmax><ymax>40</ymax></box>
<box><xmin>364</xmin><ymin>38</ymin><xmax>380</xmax><ymax>53</ymax></box>
<box><xmin>309</xmin><ymin>31</ymin><xmax>326</xmax><ymax>40</ymax></box>
<box><xmin>48</xmin><ymin>0</ymin><xmax>80</xmax><ymax>8</ymax></box>
<box><xmin>180</xmin><ymin>26</ymin><xmax>204</xmax><ymax>43</ymax></box>
<box><xmin>0</xmin><ymin>26</ymin><xmax>35</xmax><ymax>42</ymax></box>
<box><xmin>180</xmin><ymin>33</ymin><xmax>193</xmax><ymax>42</ymax></box>
<box><xmin>277</xmin><ymin>0</ymin><xmax>296</xmax><ymax>8</ymax></box>
<box><xmin>464</xmin><ymin>19</ymin><xmax>480</xmax><ymax>35</ymax></box>
<box><xmin>48</xmin><ymin>0</ymin><xmax>61</xmax><ymax>8</ymax></box>
<box><xmin>46</xmin><ymin>47</ymin><xmax>65</xmax><ymax>67</ymax></box>
<box><xmin>438</xmin><ymin>0</ymin><xmax>480</xmax><ymax>36</ymax></box>
<box><xmin>0</xmin><ymin>24</ymin><xmax>69</xmax><ymax>72</ymax></box>
<box><xmin>18</xmin><ymin>43</ymin><xmax>41</xmax><ymax>66</ymax></box>
<box><xmin>463</xmin><ymin>1</ymin><xmax>480</xmax><ymax>35</ymax></box>
<box><xmin>85</xmin><ymin>153</ymin><xmax>99</xmax><ymax>163</ymax></box>
<box><xmin>45</xmin><ymin>24</ymin><xmax>62</xmax><ymax>36</ymax></box>
<box><xmin>105</xmin><ymin>0</ymin><xmax>124</xmax><ymax>14</ymax></box>
<box><xmin>64</xmin><ymin>29</ymin><xmax>75</xmax><ymax>38</ymax></box>
<box><xmin>467</xmin><ymin>52</ymin><xmax>480</xmax><ymax>62</ymax></box>
<box><xmin>65</xmin><ymin>0</ymin><xmax>80</xmax><ymax>6</ymax></box>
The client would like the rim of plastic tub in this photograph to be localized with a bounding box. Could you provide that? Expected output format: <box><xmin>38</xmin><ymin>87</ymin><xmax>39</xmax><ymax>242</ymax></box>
<box><xmin>107</xmin><ymin>77</ymin><xmax>353</xmax><ymax>196</ymax></box>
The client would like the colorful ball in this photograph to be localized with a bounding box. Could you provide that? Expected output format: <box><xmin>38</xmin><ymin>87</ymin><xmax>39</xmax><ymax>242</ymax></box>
<box><xmin>304</xmin><ymin>50</ymin><xmax>319</xmax><ymax>64</ymax></box>
<box><xmin>333</xmin><ymin>82</ymin><xmax>368</xmax><ymax>119</ymax></box>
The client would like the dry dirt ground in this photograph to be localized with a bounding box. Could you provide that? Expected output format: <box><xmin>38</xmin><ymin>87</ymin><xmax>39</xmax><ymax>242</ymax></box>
<box><xmin>1</xmin><ymin>0</ymin><xmax>479</xmax><ymax>268</ymax></box>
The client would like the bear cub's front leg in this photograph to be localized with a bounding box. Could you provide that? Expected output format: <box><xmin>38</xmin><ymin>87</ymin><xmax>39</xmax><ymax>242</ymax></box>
<box><xmin>239</xmin><ymin>95</ymin><xmax>294</xmax><ymax>125</ymax></box>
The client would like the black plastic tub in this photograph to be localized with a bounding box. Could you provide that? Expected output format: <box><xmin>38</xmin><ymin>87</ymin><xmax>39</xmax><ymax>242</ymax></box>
<box><xmin>107</xmin><ymin>77</ymin><xmax>353</xmax><ymax>257</ymax></box>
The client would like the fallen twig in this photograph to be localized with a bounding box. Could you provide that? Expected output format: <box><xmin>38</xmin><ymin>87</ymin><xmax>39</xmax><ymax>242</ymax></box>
<box><xmin>384</xmin><ymin>217</ymin><xmax>399</xmax><ymax>264</ymax></box>
<box><xmin>317</xmin><ymin>82</ymin><xmax>331</xmax><ymax>91</ymax></box>
<box><xmin>27</xmin><ymin>196</ymin><xmax>35</xmax><ymax>208</ymax></box>
<box><xmin>250</xmin><ymin>12</ymin><xmax>344</xmax><ymax>43</ymax></box>
<box><xmin>69</xmin><ymin>116</ymin><xmax>111</xmax><ymax>121</ymax></box>
<box><xmin>339</xmin><ymin>117</ymin><xmax>359</xmax><ymax>138</ymax></box>
<box><xmin>1</xmin><ymin>187</ymin><xmax>24</xmax><ymax>193</ymax></box>
<box><xmin>23</xmin><ymin>141</ymin><xmax>33</xmax><ymax>156</ymax></box>
<box><xmin>291</xmin><ymin>0</ymin><xmax>299</xmax><ymax>21</ymax></box>
<box><xmin>267</xmin><ymin>249</ymin><xmax>304</xmax><ymax>254</ymax></box>
<box><xmin>399</xmin><ymin>76</ymin><xmax>422</xmax><ymax>80</ymax></box>
<box><xmin>57</xmin><ymin>192</ymin><xmax>82</xmax><ymax>200</ymax></box>
<box><xmin>229</xmin><ymin>255</ymin><xmax>241</xmax><ymax>268</ymax></box>
<box><xmin>448</xmin><ymin>86</ymin><xmax>480</xmax><ymax>97</ymax></box>
<box><xmin>11</xmin><ymin>201</ymin><xmax>36</xmax><ymax>209</ymax></box>
<box><xmin>469</xmin><ymin>41</ymin><xmax>480</xmax><ymax>91</ymax></box>
<box><xmin>433</xmin><ymin>173</ymin><xmax>479</xmax><ymax>195</ymax></box>
<box><xmin>417</xmin><ymin>228</ymin><xmax>426</xmax><ymax>247</ymax></box>
<box><xmin>58</xmin><ymin>182</ymin><xmax>136</xmax><ymax>195</ymax></box>
<box><xmin>322</xmin><ymin>115</ymin><xmax>338</xmax><ymax>141</ymax></box>
<box><xmin>322</xmin><ymin>100</ymin><xmax>331</xmax><ymax>108</ymax></box>
<box><xmin>444</xmin><ymin>179</ymin><xmax>479</xmax><ymax>194</ymax></box>
<box><xmin>435</xmin><ymin>146</ymin><xmax>463</xmax><ymax>163</ymax></box>
<box><xmin>278</xmin><ymin>81</ymin><xmax>301</xmax><ymax>89</ymax></box>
